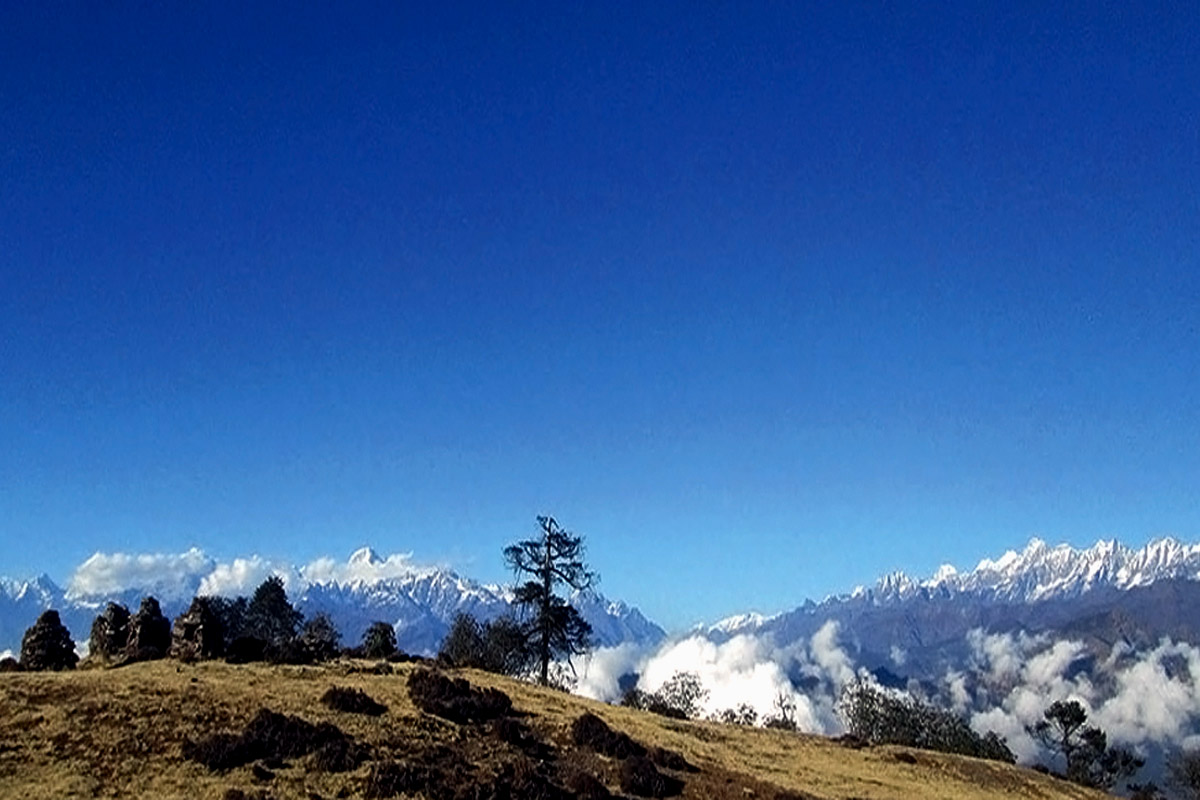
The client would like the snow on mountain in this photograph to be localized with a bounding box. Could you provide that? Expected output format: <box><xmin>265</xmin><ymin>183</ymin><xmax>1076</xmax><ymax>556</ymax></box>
<box><xmin>858</xmin><ymin>536</ymin><xmax>1200</xmax><ymax>606</ymax></box>
<box><xmin>0</xmin><ymin>547</ymin><xmax>665</xmax><ymax>657</ymax></box>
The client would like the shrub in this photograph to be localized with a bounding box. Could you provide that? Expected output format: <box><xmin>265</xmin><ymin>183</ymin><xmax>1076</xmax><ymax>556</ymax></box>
<box><xmin>570</xmin><ymin>712</ymin><xmax>646</xmax><ymax>759</ymax></box>
<box><xmin>619</xmin><ymin>755</ymin><xmax>683</xmax><ymax>798</ymax></box>
<box><xmin>710</xmin><ymin>703</ymin><xmax>758</xmax><ymax>726</ymax></box>
<box><xmin>19</xmin><ymin>610</ymin><xmax>78</xmax><ymax>671</ymax></box>
<box><xmin>298</xmin><ymin>613</ymin><xmax>341</xmax><ymax>662</ymax></box>
<box><xmin>362</xmin><ymin>621</ymin><xmax>397</xmax><ymax>660</ymax></box>
<box><xmin>839</xmin><ymin>679</ymin><xmax>1015</xmax><ymax>763</ymax></box>
<box><xmin>183</xmin><ymin>708</ymin><xmax>358</xmax><ymax>772</ymax></box>
<box><xmin>321</xmin><ymin>686</ymin><xmax>387</xmax><ymax>716</ymax></box>
<box><xmin>406</xmin><ymin>668</ymin><xmax>512</xmax><ymax>723</ymax></box>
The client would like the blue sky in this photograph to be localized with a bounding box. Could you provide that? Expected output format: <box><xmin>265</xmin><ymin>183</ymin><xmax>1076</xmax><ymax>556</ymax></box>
<box><xmin>1</xmin><ymin>2</ymin><xmax>1197</xmax><ymax>630</ymax></box>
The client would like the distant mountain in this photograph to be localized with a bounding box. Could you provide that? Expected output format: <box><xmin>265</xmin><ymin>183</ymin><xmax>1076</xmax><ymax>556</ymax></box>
<box><xmin>0</xmin><ymin>546</ymin><xmax>664</xmax><ymax>657</ymax></box>
<box><xmin>706</xmin><ymin>536</ymin><xmax>1200</xmax><ymax>677</ymax></box>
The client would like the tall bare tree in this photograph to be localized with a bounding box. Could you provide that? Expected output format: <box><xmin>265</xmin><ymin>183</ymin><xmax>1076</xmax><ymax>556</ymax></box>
<box><xmin>503</xmin><ymin>515</ymin><xmax>595</xmax><ymax>685</ymax></box>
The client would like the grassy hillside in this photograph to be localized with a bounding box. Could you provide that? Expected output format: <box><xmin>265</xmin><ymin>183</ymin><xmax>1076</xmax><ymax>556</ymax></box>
<box><xmin>0</xmin><ymin>659</ymin><xmax>1109</xmax><ymax>800</ymax></box>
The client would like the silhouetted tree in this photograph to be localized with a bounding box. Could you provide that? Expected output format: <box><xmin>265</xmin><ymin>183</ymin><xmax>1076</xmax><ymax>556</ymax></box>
<box><xmin>208</xmin><ymin>596</ymin><xmax>248</xmax><ymax>649</ymax></box>
<box><xmin>1028</xmin><ymin>699</ymin><xmax>1142</xmax><ymax>789</ymax></box>
<box><xmin>503</xmin><ymin>514</ymin><xmax>595</xmax><ymax>685</ymax></box>
<box><xmin>299</xmin><ymin>613</ymin><xmax>341</xmax><ymax>662</ymax></box>
<box><xmin>1167</xmin><ymin>747</ymin><xmax>1200</xmax><ymax>800</ymax></box>
<box><xmin>841</xmin><ymin>679</ymin><xmax>1015</xmax><ymax>763</ymax></box>
<box><xmin>245</xmin><ymin>576</ymin><xmax>302</xmax><ymax>647</ymax></box>
<box><xmin>362</xmin><ymin>621</ymin><xmax>397</xmax><ymax>659</ymax></box>
<box><xmin>439</xmin><ymin>613</ymin><xmax>533</xmax><ymax>676</ymax></box>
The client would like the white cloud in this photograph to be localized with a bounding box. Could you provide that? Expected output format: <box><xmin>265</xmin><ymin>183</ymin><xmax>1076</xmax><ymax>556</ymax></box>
<box><xmin>67</xmin><ymin>548</ymin><xmax>214</xmax><ymax>601</ymax></box>
<box><xmin>197</xmin><ymin>557</ymin><xmax>300</xmax><ymax>597</ymax></box>
<box><xmin>0</xmin><ymin>649</ymin><xmax>12</xmax><ymax>661</ymax></box>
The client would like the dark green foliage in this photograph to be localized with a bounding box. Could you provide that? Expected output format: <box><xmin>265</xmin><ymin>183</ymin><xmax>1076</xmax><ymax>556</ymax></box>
<box><xmin>0</xmin><ymin>657</ymin><xmax>18</xmax><ymax>672</ymax></box>
<box><xmin>362</xmin><ymin>621</ymin><xmax>397</xmax><ymax>660</ymax></box>
<box><xmin>570</xmin><ymin>712</ymin><xmax>646</xmax><ymax>759</ymax></box>
<box><xmin>438</xmin><ymin>612</ymin><xmax>534</xmax><ymax>676</ymax></box>
<box><xmin>19</xmin><ymin>609</ymin><xmax>77</xmax><ymax>671</ymax></box>
<box><xmin>1028</xmin><ymin>699</ymin><xmax>1143</xmax><ymax>789</ymax></box>
<box><xmin>125</xmin><ymin>597</ymin><xmax>171</xmax><ymax>661</ymax></box>
<box><xmin>89</xmin><ymin>602</ymin><xmax>130</xmax><ymax>661</ymax></box>
<box><xmin>1168</xmin><ymin>747</ymin><xmax>1200</xmax><ymax>800</ymax></box>
<box><xmin>840</xmin><ymin>680</ymin><xmax>1015</xmax><ymax>763</ymax></box>
<box><xmin>208</xmin><ymin>596</ymin><xmax>248</xmax><ymax>649</ymax></box>
<box><xmin>299</xmin><ymin>613</ymin><xmax>341</xmax><ymax>662</ymax></box>
<box><xmin>503</xmin><ymin>515</ymin><xmax>596</xmax><ymax>685</ymax></box>
<box><xmin>225</xmin><ymin>635</ymin><xmax>266</xmax><ymax>664</ymax></box>
<box><xmin>245</xmin><ymin>576</ymin><xmax>302</xmax><ymax>647</ymax></box>
<box><xmin>182</xmin><ymin>708</ymin><xmax>359</xmax><ymax>772</ymax></box>
<box><xmin>321</xmin><ymin>686</ymin><xmax>387</xmax><ymax>716</ymax></box>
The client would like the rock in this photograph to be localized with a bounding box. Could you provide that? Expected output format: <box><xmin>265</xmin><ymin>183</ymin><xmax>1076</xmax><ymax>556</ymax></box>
<box><xmin>19</xmin><ymin>610</ymin><xmax>78</xmax><ymax>671</ymax></box>
<box><xmin>89</xmin><ymin>602</ymin><xmax>131</xmax><ymax>661</ymax></box>
<box><xmin>125</xmin><ymin>597</ymin><xmax>171</xmax><ymax>662</ymax></box>
<box><xmin>170</xmin><ymin>597</ymin><xmax>225</xmax><ymax>661</ymax></box>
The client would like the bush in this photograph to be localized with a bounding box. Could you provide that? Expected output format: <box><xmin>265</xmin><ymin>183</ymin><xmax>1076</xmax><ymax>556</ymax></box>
<box><xmin>710</xmin><ymin>703</ymin><xmax>758</xmax><ymax>726</ymax></box>
<box><xmin>438</xmin><ymin>613</ymin><xmax>534</xmax><ymax>676</ymax></box>
<box><xmin>570</xmin><ymin>712</ymin><xmax>646</xmax><ymax>759</ymax></box>
<box><xmin>839</xmin><ymin>679</ymin><xmax>1015</xmax><ymax>763</ymax></box>
<box><xmin>225</xmin><ymin>635</ymin><xmax>267</xmax><ymax>664</ymax></box>
<box><xmin>406</xmin><ymin>668</ymin><xmax>512</xmax><ymax>724</ymax></box>
<box><xmin>619</xmin><ymin>755</ymin><xmax>683</xmax><ymax>798</ymax></box>
<box><xmin>622</xmin><ymin>671</ymin><xmax>707</xmax><ymax>720</ymax></box>
<box><xmin>183</xmin><ymin>708</ymin><xmax>360</xmax><ymax>772</ymax></box>
<box><xmin>321</xmin><ymin>686</ymin><xmax>387</xmax><ymax>716</ymax></box>
<box><xmin>362</xmin><ymin>621</ymin><xmax>398</xmax><ymax>660</ymax></box>
<box><xmin>298</xmin><ymin>613</ymin><xmax>341</xmax><ymax>662</ymax></box>
<box><xmin>19</xmin><ymin>610</ymin><xmax>78</xmax><ymax>671</ymax></box>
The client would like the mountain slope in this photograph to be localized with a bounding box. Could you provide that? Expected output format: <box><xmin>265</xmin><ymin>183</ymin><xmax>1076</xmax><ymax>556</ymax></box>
<box><xmin>0</xmin><ymin>658</ymin><xmax>1111</xmax><ymax>800</ymax></box>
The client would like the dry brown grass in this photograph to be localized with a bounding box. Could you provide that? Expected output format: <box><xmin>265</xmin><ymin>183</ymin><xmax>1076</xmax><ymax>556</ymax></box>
<box><xmin>0</xmin><ymin>660</ymin><xmax>1111</xmax><ymax>800</ymax></box>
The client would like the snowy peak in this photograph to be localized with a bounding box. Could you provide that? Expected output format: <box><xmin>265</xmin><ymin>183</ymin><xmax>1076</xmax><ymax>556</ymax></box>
<box><xmin>348</xmin><ymin>547</ymin><xmax>383</xmax><ymax>566</ymax></box>
<box><xmin>859</xmin><ymin>536</ymin><xmax>1200</xmax><ymax>606</ymax></box>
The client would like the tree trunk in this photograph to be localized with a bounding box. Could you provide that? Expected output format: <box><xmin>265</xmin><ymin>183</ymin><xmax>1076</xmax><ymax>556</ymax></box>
<box><xmin>540</xmin><ymin>525</ymin><xmax>552</xmax><ymax>684</ymax></box>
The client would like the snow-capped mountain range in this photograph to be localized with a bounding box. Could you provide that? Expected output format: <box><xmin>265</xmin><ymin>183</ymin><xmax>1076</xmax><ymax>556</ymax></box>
<box><xmin>0</xmin><ymin>546</ymin><xmax>664</xmax><ymax>656</ymax></box>
<box><xmin>3</xmin><ymin>536</ymin><xmax>1200</xmax><ymax>661</ymax></box>
<box><xmin>711</xmin><ymin>536</ymin><xmax>1200</xmax><ymax>637</ymax></box>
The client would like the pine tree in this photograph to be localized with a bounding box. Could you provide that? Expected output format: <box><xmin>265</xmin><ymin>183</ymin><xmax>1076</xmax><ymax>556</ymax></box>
<box><xmin>245</xmin><ymin>576</ymin><xmax>303</xmax><ymax>647</ymax></box>
<box><xmin>503</xmin><ymin>515</ymin><xmax>595</xmax><ymax>685</ymax></box>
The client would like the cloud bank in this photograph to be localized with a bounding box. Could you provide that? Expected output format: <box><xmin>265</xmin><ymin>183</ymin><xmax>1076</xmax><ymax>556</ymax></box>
<box><xmin>65</xmin><ymin>546</ymin><xmax>428</xmax><ymax>601</ymax></box>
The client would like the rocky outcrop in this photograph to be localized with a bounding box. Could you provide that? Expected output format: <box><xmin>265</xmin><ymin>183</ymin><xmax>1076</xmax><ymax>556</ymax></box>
<box><xmin>19</xmin><ymin>609</ymin><xmax>77</xmax><ymax>671</ymax></box>
<box><xmin>169</xmin><ymin>597</ymin><xmax>224</xmax><ymax>661</ymax></box>
<box><xmin>125</xmin><ymin>597</ymin><xmax>170</xmax><ymax>662</ymax></box>
<box><xmin>89</xmin><ymin>601</ymin><xmax>131</xmax><ymax>661</ymax></box>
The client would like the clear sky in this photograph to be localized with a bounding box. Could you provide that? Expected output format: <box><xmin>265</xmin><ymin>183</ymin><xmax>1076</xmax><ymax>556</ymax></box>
<box><xmin>1</xmin><ymin>2</ymin><xmax>1197</xmax><ymax>631</ymax></box>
